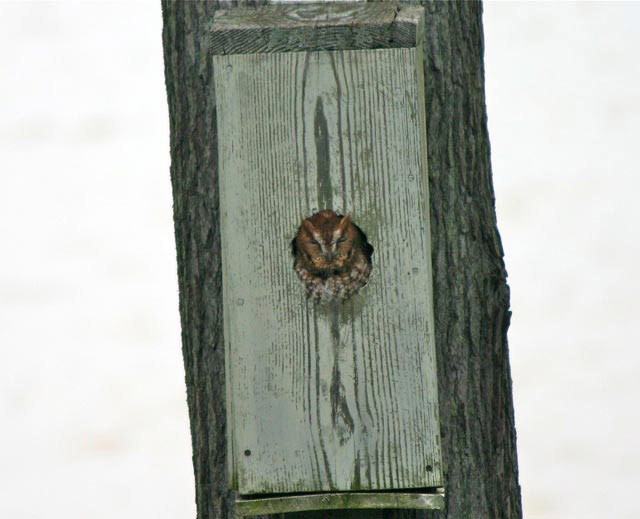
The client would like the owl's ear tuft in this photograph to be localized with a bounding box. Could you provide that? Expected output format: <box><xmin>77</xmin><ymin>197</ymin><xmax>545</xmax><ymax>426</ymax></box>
<box><xmin>337</xmin><ymin>215</ymin><xmax>351</xmax><ymax>235</ymax></box>
<box><xmin>302</xmin><ymin>219</ymin><xmax>317</xmax><ymax>236</ymax></box>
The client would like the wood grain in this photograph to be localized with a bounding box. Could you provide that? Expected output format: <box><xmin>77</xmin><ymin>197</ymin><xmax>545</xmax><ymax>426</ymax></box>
<box><xmin>209</xmin><ymin>3</ymin><xmax>424</xmax><ymax>55</ymax></box>
<box><xmin>214</xmin><ymin>47</ymin><xmax>442</xmax><ymax>495</ymax></box>
<box><xmin>236</xmin><ymin>490</ymin><xmax>445</xmax><ymax>515</ymax></box>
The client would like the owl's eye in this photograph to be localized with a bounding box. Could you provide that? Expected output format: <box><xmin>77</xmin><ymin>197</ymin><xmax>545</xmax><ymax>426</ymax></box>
<box><xmin>308</xmin><ymin>239</ymin><xmax>320</xmax><ymax>246</ymax></box>
<box><xmin>336</xmin><ymin>237</ymin><xmax>348</xmax><ymax>244</ymax></box>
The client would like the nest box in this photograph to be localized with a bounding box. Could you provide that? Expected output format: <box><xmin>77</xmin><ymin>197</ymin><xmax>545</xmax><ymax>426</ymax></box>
<box><xmin>209</xmin><ymin>3</ymin><xmax>444</xmax><ymax>515</ymax></box>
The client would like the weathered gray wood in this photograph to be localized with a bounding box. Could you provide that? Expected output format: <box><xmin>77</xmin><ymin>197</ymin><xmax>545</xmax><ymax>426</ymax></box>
<box><xmin>236</xmin><ymin>490</ymin><xmax>445</xmax><ymax>515</ymax></box>
<box><xmin>214</xmin><ymin>45</ymin><xmax>442</xmax><ymax>495</ymax></box>
<box><xmin>162</xmin><ymin>1</ymin><xmax>522</xmax><ymax>518</ymax></box>
<box><xmin>209</xmin><ymin>3</ymin><xmax>424</xmax><ymax>55</ymax></box>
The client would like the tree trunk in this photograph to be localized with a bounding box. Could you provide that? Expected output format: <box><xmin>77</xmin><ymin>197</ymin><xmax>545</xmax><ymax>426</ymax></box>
<box><xmin>161</xmin><ymin>1</ymin><xmax>522</xmax><ymax>518</ymax></box>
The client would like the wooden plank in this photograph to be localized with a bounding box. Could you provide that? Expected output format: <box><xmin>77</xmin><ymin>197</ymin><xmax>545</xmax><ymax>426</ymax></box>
<box><xmin>236</xmin><ymin>490</ymin><xmax>445</xmax><ymax>516</ymax></box>
<box><xmin>209</xmin><ymin>3</ymin><xmax>424</xmax><ymax>55</ymax></box>
<box><xmin>214</xmin><ymin>45</ymin><xmax>442</xmax><ymax>496</ymax></box>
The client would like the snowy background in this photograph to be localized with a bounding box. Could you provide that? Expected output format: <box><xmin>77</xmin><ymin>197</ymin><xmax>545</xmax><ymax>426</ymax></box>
<box><xmin>1</xmin><ymin>2</ymin><xmax>638</xmax><ymax>518</ymax></box>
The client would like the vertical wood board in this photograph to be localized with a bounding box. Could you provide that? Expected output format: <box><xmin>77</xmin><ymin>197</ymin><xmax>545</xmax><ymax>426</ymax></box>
<box><xmin>214</xmin><ymin>47</ymin><xmax>442</xmax><ymax>495</ymax></box>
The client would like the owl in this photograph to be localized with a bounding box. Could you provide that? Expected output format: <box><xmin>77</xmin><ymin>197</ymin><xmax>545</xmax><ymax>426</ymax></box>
<box><xmin>291</xmin><ymin>210</ymin><xmax>373</xmax><ymax>303</ymax></box>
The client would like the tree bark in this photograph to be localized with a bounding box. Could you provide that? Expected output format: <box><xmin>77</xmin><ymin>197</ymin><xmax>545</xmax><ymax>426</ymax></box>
<box><xmin>161</xmin><ymin>1</ymin><xmax>522</xmax><ymax>518</ymax></box>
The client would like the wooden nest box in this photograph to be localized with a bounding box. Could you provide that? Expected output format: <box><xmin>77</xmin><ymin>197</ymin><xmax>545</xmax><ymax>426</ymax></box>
<box><xmin>209</xmin><ymin>2</ymin><xmax>444</xmax><ymax>515</ymax></box>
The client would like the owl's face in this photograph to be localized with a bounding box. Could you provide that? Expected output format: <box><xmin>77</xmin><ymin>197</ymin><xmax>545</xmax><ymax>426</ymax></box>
<box><xmin>292</xmin><ymin>210</ymin><xmax>374</xmax><ymax>302</ymax></box>
<box><xmin>297</xmin><ymin>212</ymin><xmax>356</xmax><ymax>273</ymax></box>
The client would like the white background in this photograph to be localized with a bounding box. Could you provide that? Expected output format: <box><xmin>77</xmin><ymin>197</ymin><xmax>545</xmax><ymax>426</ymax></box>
<box><xmin>1</xmin><ymin>2</ymin><xmax>638</xmax><ymax>518</ymax></box>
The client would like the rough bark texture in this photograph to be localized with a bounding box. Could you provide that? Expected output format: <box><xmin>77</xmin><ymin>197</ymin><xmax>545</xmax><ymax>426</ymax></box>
<box><xmin>161</xmin><ymin>1</ymin><xmax>522</xmax><ymax>518</ymax></box>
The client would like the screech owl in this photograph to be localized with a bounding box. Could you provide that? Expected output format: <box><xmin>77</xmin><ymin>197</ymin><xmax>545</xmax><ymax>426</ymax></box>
<box><xmin>291</xmin><ymin>210</ymin><xmax>374</xmax><ymax>303</ymax></box>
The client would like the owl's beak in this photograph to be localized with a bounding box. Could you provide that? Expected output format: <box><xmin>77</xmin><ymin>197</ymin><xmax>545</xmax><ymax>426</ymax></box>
<box><xmin>324</xmin><ymin>252</ymin><xmax>336</xmax><ymax>262</ymax></box>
